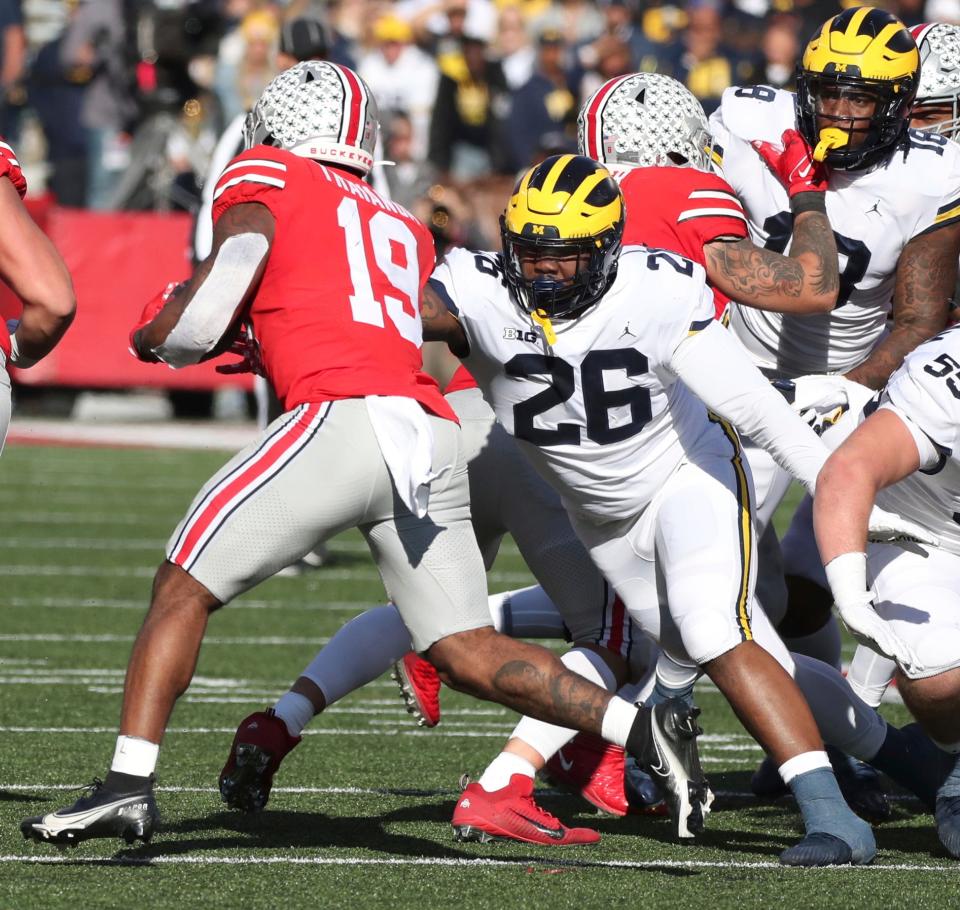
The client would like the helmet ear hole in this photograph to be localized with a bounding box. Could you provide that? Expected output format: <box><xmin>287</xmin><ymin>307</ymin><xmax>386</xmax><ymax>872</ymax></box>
<box><xmin>666</xmin><ymin>151</ymin><xmax>689</xmax><ymax>166</ymax></box>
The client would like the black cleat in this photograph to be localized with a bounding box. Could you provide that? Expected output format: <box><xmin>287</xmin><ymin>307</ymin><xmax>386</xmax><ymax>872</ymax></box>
<box><xmin>827</xmin><ymin>746</ymin><xmax>891</xmax><ymax>825</ymax></box>
<box><xmin>626</xmin><ymin>699</ymin><xmax>711</xmax><ymax>839</ymax></box>
<box><xmin>21</xmin><ymin>777</ymin><xmax>158</xmax><ymax>847</ymax></box>
<box><xmin>935</xmin><ymin>793</ymin><xmax>960</xmax><ymax>858</ymax></box>
<box><xmin>779</xmin><ymin>832</ymin><xmax>856</xmax><ymax>867</ymax></box>
<box><xmin>750</xmin><ymin>755</ymin><xmax>789</xmax><ymax>799</ymax></box>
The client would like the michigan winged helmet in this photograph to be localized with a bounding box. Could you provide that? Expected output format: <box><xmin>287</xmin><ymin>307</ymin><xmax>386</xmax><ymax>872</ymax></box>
<box><xmin>796</xmin><ymin>6</ymin><xmax>919</xmax><ymax>170</ymax></box>
<box><xmin>500</xmin><ymin>154</ymin><xmax>624</xmax><ymax>320</ymax></box>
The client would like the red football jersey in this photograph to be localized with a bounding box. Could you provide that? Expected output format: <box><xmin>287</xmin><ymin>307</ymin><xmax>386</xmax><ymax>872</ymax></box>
<box><xmin>212</xmin><ymin>146</ymin><xmax>454</xmax><ymax>420</ymax></box>
<box><xmin>618</xmin><ymin>165</ymin><xmax>748</xmax><ymax>319</ymax></box>
<box><xmin>0</xmin><ymin>137</ymin><xmax>26</xmax><ymax>199</ymax></box>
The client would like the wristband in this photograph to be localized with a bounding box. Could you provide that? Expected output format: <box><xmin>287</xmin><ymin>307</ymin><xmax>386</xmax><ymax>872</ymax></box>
<box><xmin>790</xmin><ymin>191</ymin><xmax>827</xmax><ymax>215</ymax></box>
<box><xmin>824</xmin><ymin>551</ymin><xmax>869</xmax><ymax>606</ymax></box>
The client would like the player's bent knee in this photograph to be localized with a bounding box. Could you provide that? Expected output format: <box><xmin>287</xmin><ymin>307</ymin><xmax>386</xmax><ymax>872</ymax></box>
<box><xmin>426</xmin><ymin>627</ymin><xmax>499</xmax><ymax>695</ymax></box>
<box><xmin>676</xmin><ymin>608</ymin><xmax>743</xmax><ymax>666</ymax></box>
<box><xmin>899</xmin><ymin>627</ymin><xmax>960</xmax><ymax>684</ymax></box>
<box><xmin>778</xmin><ymin>575</ymin><xmax>834</xmax><ymax>637</ymax></box>
<box><xmin>149</xmin><ymin>560</ymin><xmax>222</xmax><ymax>615</ymax></box>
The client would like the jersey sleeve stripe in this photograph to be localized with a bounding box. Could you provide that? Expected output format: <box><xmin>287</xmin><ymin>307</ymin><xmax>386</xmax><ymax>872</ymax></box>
<box><xmin>427</xmin><ymin>277</ymin><xmax>459</xmax><ymax>316</ymax></box>
<box><xmin>219</xmin><ymin>159</ymin><xmax>287</xmax><ymax>178</ymax></box>
<box><xmin>213</xmin><ymin>174</ymin><xmax>286</xmax><ymax>200</ymax></box>
<box><xmin>709</xmin><ymin>144</ymin><xmax>724</xmax><ymax>167</ymax></box>
<box><xmin>677</xmin><ymin>208</ymin><xmax>749</xmax><ymax>223</ymax></box>
<box><xmin>934</xmin><ymin>200</ymin><xmax>960</xmax><ymax>223</ymax></box>
<box><xmin>688</xmin><ymin>189</ymin><xmax>743</xmax><ymax>206</ymax></box>
<box><xmin>688</xmin><ymin>318</ymin><xmax>713</xmax><ymax>335</ymax></box>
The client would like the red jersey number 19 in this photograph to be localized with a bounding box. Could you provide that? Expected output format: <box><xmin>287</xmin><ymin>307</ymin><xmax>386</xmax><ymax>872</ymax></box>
<box><xmin>337</xmin><ymin>197</ymin><xmax>422</xmax><ymax>346</ymax></box>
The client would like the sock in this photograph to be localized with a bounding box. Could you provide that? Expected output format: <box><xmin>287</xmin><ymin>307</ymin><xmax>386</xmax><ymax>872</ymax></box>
<box><xmin>645</xmin><ymin>650</ymin><xmax>699</xmax><ymax>707</ymax></box>
<box><xmin>784</xmin><ymin>762</ymin><xmax>873</xmax><ymax>859</ymax></box>
<box><xmin>508</xmin><ymin>648</ymin><xmax>616</xmax><ymax>763</ymax></box>
<box><xmin>868</xmin><ymin>723</ymin><xmax>954</xmax><ymax>809</ymax></box>
<box><xmin>488</xmin><ymin>586</ymin><xmax>567</xmax><ymax>638</ymax></box>
<box><xmin>110</xmin><ymin>735</ymin><xmax>159</xmax><ymax>780</ymax></box>
<box><xmin>477</xmin><ymin>752</ymin><xmax>538</xmax><ymax>792</ymax></box>
<box><xmin>273</xmin><ymin>691</ymin><xmax>315</xmax><ymax>738</ymax></box>
<box><xmin>938</xmin><ymin>754</ymin><xmax>960</xmax><ymax>799</ymax></box>
<box><xmin>784</xmin><ymin>616</ymin><xmax>842</xmax><ymax>670</ymax></box>
<box><xmin>601</xmin><ymin>696</ymin><xmax>639</xmax><ymax>749</ymax></box>
<box><xmin>301</xmin><ymin>604</ymin><xmax>412</xmax><ymax>705</ymax></box>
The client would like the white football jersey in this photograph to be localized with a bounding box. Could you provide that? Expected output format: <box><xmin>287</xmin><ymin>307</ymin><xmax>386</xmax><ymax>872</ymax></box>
<box><xmin>871</xmin><ymin>324</ymin><xmax>960</xmax><ymax>557</ymax></box>
<box><xmin>709</xmin><ymin>86</ymin><xmax>960</xmax><ymax>379</ymax></box>
<box><xmin>432</xmin><ymin>245</ymin><xmax>719</xmax><ymax>522</ymax></box>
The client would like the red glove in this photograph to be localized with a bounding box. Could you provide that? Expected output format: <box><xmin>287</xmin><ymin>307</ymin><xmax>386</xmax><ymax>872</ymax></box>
<box><xmin>0</xmin><ymin>140</ymin><xmax>28</xmax><ymax>199</ymax></box>
<box><xmin>750</xmin><ymin>129</ymin><xmax>828</xmax><ymax>197</ymax></box>
<box><xmin>215</xmin><ymin>322</ymin><xmax>264</xmax><ymax>376</ymax></box>
<box><xmin>129</xmin><ymin>281</ymin><xmax>185</xmax><ymax>361</ymax></box>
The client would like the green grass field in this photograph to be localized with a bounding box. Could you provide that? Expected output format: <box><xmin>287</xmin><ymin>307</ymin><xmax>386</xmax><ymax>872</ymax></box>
<box><xmin>1</xmin><ymin>443</ymin><xmax>957</xmax><ymax>909</ymax></box>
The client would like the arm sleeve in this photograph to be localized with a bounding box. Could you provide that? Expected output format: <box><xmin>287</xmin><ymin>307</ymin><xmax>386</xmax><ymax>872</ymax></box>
<box><xmin>669</xmin><ymin>319</ymin><xmax>828</xmax><ymax>493</ymax></box>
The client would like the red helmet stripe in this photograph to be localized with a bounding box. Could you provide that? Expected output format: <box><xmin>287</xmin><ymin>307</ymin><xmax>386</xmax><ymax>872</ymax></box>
<box><xmin>334</xmin><ymin>63</ymin><xmax>366</xmax><ymax>148</ymax></box>
<box><xmin>910</xmin><ymin>22</ymin><xmax>934</xmax><ymax>45</ymax></box>
<box><xmin>584</xmin><ymin>75</ymin><xmax>632</xmax><ymax>161</ymax></box>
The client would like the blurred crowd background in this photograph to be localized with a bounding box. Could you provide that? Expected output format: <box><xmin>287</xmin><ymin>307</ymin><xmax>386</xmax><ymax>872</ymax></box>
<box><xmin>3</xmin><ymin>0</ymin><xmax>953</xmax><ymax>255</ymax></box>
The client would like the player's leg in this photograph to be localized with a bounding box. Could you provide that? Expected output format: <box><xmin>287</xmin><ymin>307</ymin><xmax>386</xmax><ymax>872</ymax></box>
<box><xmin>866</xmin><ymin>544</ymin><xmax>960</xmax><ymax>855</ymax></box>
<box><xmin>20</xmin><ymin>401</ymin><xmax>382</xmax><ymax>844</ymax></box>
<box><xmin>651</xmin><ymin>442</ymin><xmax>873</xmax><ymax>865</ymax></box>
<box><xmin>370</xmin><ymin>413</ymin><xmax>705</xmax><ymax>842</ymax></box>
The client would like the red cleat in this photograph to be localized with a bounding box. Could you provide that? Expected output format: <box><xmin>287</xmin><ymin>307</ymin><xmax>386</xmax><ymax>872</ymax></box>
<box><xmin>452</xmin><ymin>774</ymin><xmax>601</xmax><ymax>845</ymax></box>
<box><xmin>392</xmin><ymin>651</ymin><xmax>441</xmax><ymax>727</ymax></box>
<box><xmin>219</xmin><ymin>709</ymin><xmax>301</xmax><ymax>812</ymax></box>
<box><xmin>544</xmin><ymin>732</ymin><xmax>666</xmax><ymax>817</ymax></box>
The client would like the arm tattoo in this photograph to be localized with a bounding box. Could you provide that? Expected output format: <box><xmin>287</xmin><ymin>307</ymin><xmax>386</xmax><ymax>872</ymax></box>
<box><xmin>845</xmin><ymin>223</ymin><xmax>959</xmax><ymax>389</ymax></box>
<box><xmin>704</xmin><ymin>211</ymin><xmax>838</xmax><ymax>309</ymax></box>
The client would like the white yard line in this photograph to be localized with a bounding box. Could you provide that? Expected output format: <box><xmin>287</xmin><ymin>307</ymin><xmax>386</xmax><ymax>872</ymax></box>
<box><xmin>0</xmin><ymin>854</ymin><xmax>952</xmax><ymax>872</ymax></box>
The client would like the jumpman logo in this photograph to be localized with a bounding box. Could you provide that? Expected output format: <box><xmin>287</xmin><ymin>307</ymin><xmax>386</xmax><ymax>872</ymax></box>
<box><xmin>866</xmin><ymin>200</ymin><xmax>881</xmax><ymax>216</ymax></box>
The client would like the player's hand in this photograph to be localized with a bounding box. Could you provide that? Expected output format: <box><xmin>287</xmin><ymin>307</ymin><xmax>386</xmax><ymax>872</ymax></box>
<box><xmin>866</xmin><ymin>504</ymin><xmax>940</xmax><ymax>547</ymax></box>
<box><xmin>751</xmin><ymin>129</ymin><xmax>828</xmax><ymax>197</ymax></box>
<box><xmin>835</xmin><ymin>591</ymin><xmax>918</xmax><ymax>671</ymax></box>
<box><xmin>129</xmin><ymin>281</ymin><xmax>185</xmax><ymax>362</ymax></box>
<box><xmin>789</xmin><ymin>374</ymin><xmax>856</xmax><ymax>435</ymax></box>
<box><xmin>215</xmin><ymin>322</ymin><xmax>264</xmax><ymax>376</ymax></box>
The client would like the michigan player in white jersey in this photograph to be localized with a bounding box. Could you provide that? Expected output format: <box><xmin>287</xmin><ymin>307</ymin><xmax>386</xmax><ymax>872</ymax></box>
<box><xmin>815</xmin><ymin>322</ymin><xmax>960</xmax><ymax>858</ymax></box>
<box><xmin>426</xmin><ymin>152</ymin><xmax>887</xmax><ymax>866</ymax></box>
<box><xmin>708</xmin><ymin>9</ymin><xmax>960</xmax><ymax>692</ymax></box>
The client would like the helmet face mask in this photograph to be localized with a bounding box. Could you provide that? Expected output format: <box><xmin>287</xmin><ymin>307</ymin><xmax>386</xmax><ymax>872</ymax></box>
<box><xmin>911</xmin><ymin>23</ymin><xmax>960</xmax><ymax>142</ymax></box>
<box><xmin>500</xmin><ymin>155</ymin><xmax>624</xmax><ymax>320</ymax></box>
<box><xmin>795</xmin><ymin>7</ymin><xmax>918</xmax><ymax>171</ymax></box>
<box><xmin>578</xmin><ymin>72</ymin><xmax>713</xmax><ymax>172</ymax></box>
<box><xmin>243</xmin><ymin>61</ymin><xmax>379</xmax><ymax>175</ymax></box>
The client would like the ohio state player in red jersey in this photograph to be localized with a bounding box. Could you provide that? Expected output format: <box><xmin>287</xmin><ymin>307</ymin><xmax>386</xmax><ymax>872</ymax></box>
<box><xmin>0</xmin><ymin>137</ymin><xmax>75</xmax><ymax>454</ymax></box>
<box><xmin>22</xmin><ymin>61</ymin><xmax>701</xmax><ymax>850</ymax></box>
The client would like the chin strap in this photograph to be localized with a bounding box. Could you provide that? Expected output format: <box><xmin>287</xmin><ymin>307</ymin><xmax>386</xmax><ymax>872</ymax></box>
<box><xmin>531</xmin><ymin>308</ymin><xmax>557</xmax><ymax>346</ymax></box>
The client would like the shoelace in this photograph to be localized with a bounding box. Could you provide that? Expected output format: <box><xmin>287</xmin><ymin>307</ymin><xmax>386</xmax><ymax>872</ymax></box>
<box><xmin>78</xmin><ymin>777</ymin><xmax>104</xmax><ymax>801</ymax></box>
<box><xmin>519</xmin><ymin>790</ymin><xmax>562</xmax><ymax>827</ymax></box>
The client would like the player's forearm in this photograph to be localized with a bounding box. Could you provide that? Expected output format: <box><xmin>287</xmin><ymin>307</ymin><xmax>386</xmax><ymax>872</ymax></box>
<box><xmin>786</xmin><ymin>208</ymin><xmax>839</xmax><ymax>312</ymax></box>
<box><xmin>672</xmin><ymin>322</ymin><xmax>827</xmax><ymax>493</ymax></box>
<box><xmin>813</xmin><ymin>451</ymin><xmax>875</xmax><ymax>563</ymax></box>
<box><xmin>845</xmin><ymin>324</ymin><xmax>942</xmax><ymax>390</ymax></box>
<box><xmin>11</xmin><ymin>297</ymin><xmax>75</xmax><ymax>367</ymax></box>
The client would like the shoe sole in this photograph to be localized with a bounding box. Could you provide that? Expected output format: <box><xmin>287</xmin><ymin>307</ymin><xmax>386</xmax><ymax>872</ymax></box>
<box><xmin>22</xmin><ymin>814</ymin><xmax>156</xmax><ymax>847</ymax></box>
<box><xmin>451</xmin><ymin>824</ymin><xmax>597</xmax><ymax>846</ymax></box>
<box><xmin>391</xmin><ymin>663</ymin><xmax>438</xmax><ymax>728</ymax></box>
<box><xmin>220</xmin><ymin>743</ymin><xmax>273</xmax><ymax>812</ymax></box>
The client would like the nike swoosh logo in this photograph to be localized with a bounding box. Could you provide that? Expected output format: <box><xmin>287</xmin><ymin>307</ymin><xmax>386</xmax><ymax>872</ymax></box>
<box><xmin>514</xmin><ymin>812</ymin><xmax>566</xmax><ymax>840</ymax></box>
<box><xmin>557</xmin><ymin>751</ymin><xmax>574</xmax><ymax>772</ymax></box>
<box><xmin>42</xmin><ymin>796</ymin><xmax>149</xmax><ymax>831</ymax></box>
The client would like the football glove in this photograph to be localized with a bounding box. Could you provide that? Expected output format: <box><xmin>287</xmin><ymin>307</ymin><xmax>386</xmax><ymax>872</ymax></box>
<box><xmin>215</xmin><ymin>322</ymin><xmax>264</xmax><ymax>376</ymax></box>
<box><xmin>129</xmin><ymin>281</ymin><xmax>185</xmax><ymax>362</ymax></box>
<box><xmin>751</xmin><ymin>129</ymin><xmax>828</xmax><ymax>198</ymax></box>
<box><xmin>824</xmin><ymin>553</ymin><xmax>918</xmax><ymax>671</ymax></box>
<box><xmin>866</xmin><ymin>504</ymin><xmax>940</xmax><ymax>547</ymax></box>
<box><xmin>781</xmin><ymin>374</ymin><xmax>872</xmax><ymax>436</ymax></box>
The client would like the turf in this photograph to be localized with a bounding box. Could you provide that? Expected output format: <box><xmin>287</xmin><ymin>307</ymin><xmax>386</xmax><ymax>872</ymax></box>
<box><xmin>1</xmin><ymin>443</ymin><xmax>957</xmax><ymax>909</ymax></box>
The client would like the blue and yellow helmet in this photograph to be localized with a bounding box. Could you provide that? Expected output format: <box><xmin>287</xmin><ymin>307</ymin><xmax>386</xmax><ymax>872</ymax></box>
<box><xmin>796</xmin><ymin>7</ymin><xmax>919</xmax><ymax>170</ymax></box>
<box><xmin>500</xmin><ymin>154</ymin><xmax>624</xmax><ymax>320</ymax></box>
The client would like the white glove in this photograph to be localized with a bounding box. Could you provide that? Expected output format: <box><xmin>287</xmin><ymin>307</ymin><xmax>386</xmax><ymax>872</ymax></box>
<box><xmin>824</xmin><ymin>552</ymin><xmax>919</xmax><ymax>671</ymax></box>
<box><xmin>791</xmin><ymin>374</ymin><xmax>869</xmax><ymax>435</ymax></box>
<box><xmin>836</xmin><ymin>592</ymin><xmax>919</xmax><ymax>671</ymax></box>
<box><xmin>867</xmin><ymin>504</ymin><xmax>940</xmax><ymax>547</ymax></box>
